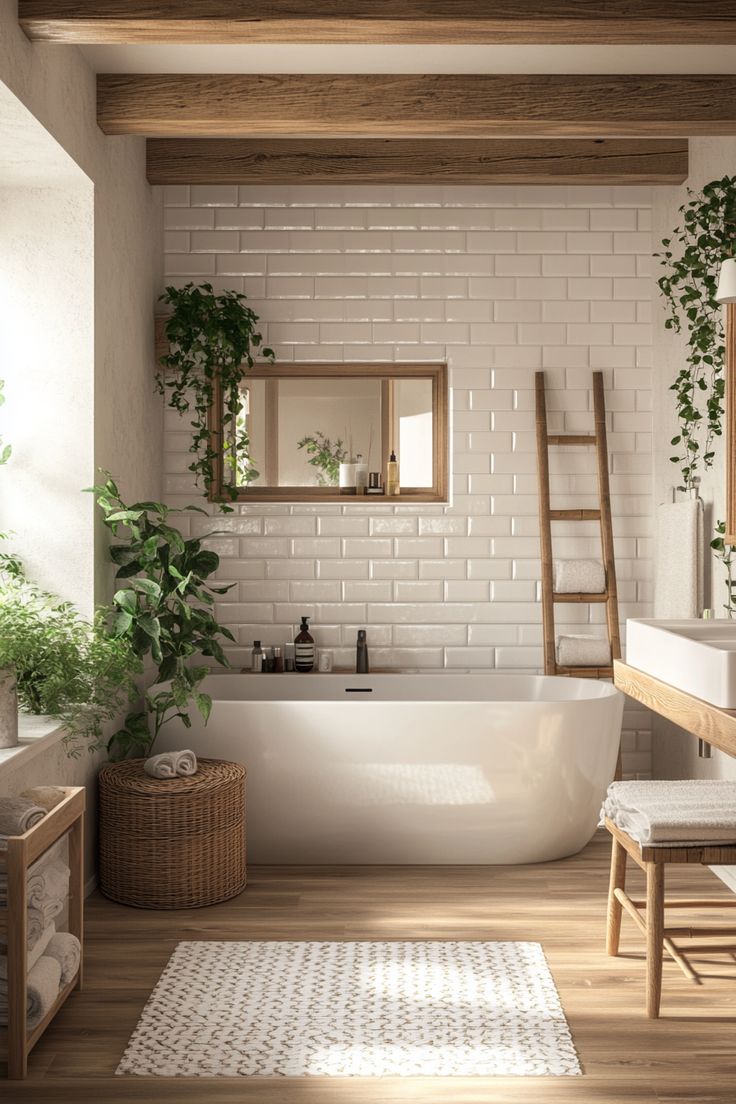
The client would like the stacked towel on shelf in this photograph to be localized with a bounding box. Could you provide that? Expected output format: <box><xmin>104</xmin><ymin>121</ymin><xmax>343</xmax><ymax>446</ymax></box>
<box><xmin>0</xmin><ymin>922</ymin><xmax>56</xmax><ymax>979</ymax></box>
<box><xmin>20</xmin><ymin>786</ymin><xmax>66</xmax><ymax>813</ymax></box>
<box><xmin>601</xmin><ymin>779</ymin><xmax>736</xmax><ymax>846</ymax></box>
<box><xmin>45</xmin><ymin>933</ymin><xmax>81</xmax><ymax>985</ymax></box>
<box><xmin>556</xmin><ymin>635</ymin><xmax>612</xmax><ymax>667</ymax></box>
<box><xmin>0</xmin><ymin>955</ymin><xmax>62</xmax><ymax>1029</ymax></box>
<box><xmin>144</xmin><ymin>749</ymin><xmax>198</xmax><ymax>779</ymax></box>
<box><xmin>0</xmin><ymin>797</ymin><xmax>46</xmax><ymax>837</ymax></box>
<box><xmin>28</xmin><ymin>858</ymin><xmax>70</xmax><ymax>918</ymax></box>
<box><xmin>553</xmin><ymin>559</ymin><xmax>606</xmax><ymax>594</ymax></box>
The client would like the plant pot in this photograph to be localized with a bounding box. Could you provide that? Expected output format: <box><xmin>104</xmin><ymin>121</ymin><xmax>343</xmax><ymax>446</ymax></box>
<box><xmin>0</xmin><ymin>666</ymin><xmax>19</xmax><ymax>749</ymax></box>
<box><xmin>339</xmin><ymin>462</ymin><xmax>356</xmax><ymax>495</ymax></box>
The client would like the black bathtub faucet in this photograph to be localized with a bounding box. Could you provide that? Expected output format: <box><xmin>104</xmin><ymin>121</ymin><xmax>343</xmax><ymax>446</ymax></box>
<box><xmin>356</xmin><ymin>629</ymin><xmax>369</xmax><ymax>674</ymax></box>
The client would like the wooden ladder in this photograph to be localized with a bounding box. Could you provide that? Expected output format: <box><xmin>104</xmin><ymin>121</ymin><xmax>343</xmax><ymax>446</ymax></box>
<box><xmin>535</xmin><ymin>370</ymin><xmax>621</xmax><ymax>679</ymax></box>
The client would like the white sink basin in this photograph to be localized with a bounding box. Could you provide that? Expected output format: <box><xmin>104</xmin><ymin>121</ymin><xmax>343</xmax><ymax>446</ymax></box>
<box><xmin>627</xmin><ymin>619</ymin><xmax>736</xmax><ymax>709</ymax></box>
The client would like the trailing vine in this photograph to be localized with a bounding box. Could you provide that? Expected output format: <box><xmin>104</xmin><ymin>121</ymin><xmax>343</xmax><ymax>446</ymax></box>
<box><xmin>157</xmin><ymin>283</ymin><xmax>274</xmax><ymax>510</ymax></box>
<box><xmin>657</xmin><ymin>176</ymin><xmax>736</xmax><ymax>490</ymax></box>
<box><xmin>657</xmin><ymin>175</ymin><xmax>736</xmax><ymax>615</ymax></box>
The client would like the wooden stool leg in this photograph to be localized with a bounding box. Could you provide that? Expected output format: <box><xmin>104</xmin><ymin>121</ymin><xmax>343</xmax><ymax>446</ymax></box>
<box><xmin>646</xmin><ymin>862</ymin><xmax>665</xmax><ymax>1019</ymax></box>
<box><xmin>606</xmin><ymin>835</ymin><xmax>627</xmax><ymax>955</ymax></box>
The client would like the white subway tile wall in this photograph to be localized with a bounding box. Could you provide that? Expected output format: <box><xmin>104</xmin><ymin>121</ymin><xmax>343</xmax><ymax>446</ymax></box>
<box><xmin>162</xmin><ymin>184</ymin><xmax>654</xmax><ymax>778</ymax></box>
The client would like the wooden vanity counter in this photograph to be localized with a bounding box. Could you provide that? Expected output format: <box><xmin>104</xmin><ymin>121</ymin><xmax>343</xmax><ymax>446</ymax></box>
<box><xmin>613</xmin><ymin>659</ymin><xmax>736</xmax><ymax>758</ymax></box>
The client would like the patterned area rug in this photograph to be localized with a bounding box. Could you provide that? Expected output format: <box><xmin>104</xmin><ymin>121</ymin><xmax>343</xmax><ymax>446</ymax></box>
<box><xmin>117</xmin><ymin>940</ymin><xmax>581</xmax><ymax>1078</ymax></box>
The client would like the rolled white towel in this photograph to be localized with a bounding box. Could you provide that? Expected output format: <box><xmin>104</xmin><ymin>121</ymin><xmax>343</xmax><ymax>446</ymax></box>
<box><xmin>0</xmin><ymin>797</ymin><xmax>46</xmax><ymax>836</ymax></box>
<box><xmin>28</xmin><ymin>859</ymin><xmax>70</xmax><ymax>913</ymax></box>
<box><xmin>27</xmin><ymin>908</ymin><xmax>45</xmax><ymax>951</ymax></box>
<box><xmin>20</xmin><ymin>786</ymin><xmax>67</xmax><ymax>813</ymax></box>
<box><xmin>553</xmin><ymin>559</ymin><xmax>606</xmax><ymax>594</ymax></box>
<box><xmin>556</xmin><ymin>634</ymin><xmax>612</xmax><ymax>667</ymax></box>
<box><xmin>45</xmin><ymin>933</ymin><xmax>81</xmax><ymax>985</ymax></box>
<box><xmin>144</xmin><ymin>750</ymin><xmax>198</xmax><ymax>779</ymax></box>
<box><xmin>0</xmin><ymin>955</ymin><xmax>62</xmax><ymax>1029</ymax></box>
<box><xmin>0</xmin><ymin>922</ymin><xmax>56</xmax><ymax>979</ymax></box>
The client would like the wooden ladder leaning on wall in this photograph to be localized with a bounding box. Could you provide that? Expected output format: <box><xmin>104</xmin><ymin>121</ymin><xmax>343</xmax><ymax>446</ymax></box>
<box><xmin>535</xmin><ymin>370</ymin><xmax>621</xmax><ymax>680</ymax></box>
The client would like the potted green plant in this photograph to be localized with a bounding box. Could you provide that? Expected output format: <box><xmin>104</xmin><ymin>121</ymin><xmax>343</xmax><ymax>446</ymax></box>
<box><xmin>90</xmin><ymin>473</ymin><xmax>236</xmax><ymax>759</ymax></box>
<box><xmin>297</xmin><ymin>431</ymin><xmax>347</xmax><ymax>486</ymax></box>
<box><xmin>157</xmin><ymin>282</ymin><xmax>274</xmax><ymax>509</ymax></box>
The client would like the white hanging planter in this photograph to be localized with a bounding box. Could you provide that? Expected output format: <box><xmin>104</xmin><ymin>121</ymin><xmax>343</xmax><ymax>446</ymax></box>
<box><xmin>0</xmin><ymin>667</ymin><xmax>19</xmax><ymax>749</ymax></box>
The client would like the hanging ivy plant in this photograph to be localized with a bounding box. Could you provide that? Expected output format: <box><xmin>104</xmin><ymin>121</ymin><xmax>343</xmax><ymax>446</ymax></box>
<box><xmin>657</xmin><ymin>175</ymin><xmax>736</xmax><ymax>490</ymax></box>
<box><xmin>657</xmin><ymin>175</ymin><xmax>736</xmax><ymax>615</ymax></box>
<box><xmin>157</xmin><ymin>283</ymin><xmax>274</xmax><ymax>510</ymax></box>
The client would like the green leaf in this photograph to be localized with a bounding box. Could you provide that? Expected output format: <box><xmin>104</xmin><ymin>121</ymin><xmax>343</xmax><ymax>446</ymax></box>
<box><xmin>114</xmin><ymin>589</ymin><xmax>137</xmax><ymax>614</ymax></box>
<box><xmin>137</xmin><ymin>613</ymin><xmax>161</xmax><ymax>639</ymax></box>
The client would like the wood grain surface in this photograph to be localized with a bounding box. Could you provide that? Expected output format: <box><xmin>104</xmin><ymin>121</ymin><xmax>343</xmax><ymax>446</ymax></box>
<box><xmin>5</xmin><ymin>834</ymin><xmax>736</xmax><ymax>1099</ymax></box>
<box><xmin>98</xmin><ymin>74</ymin><xmax>736</xmax><ymax>138</ymax></box>
<box><xmin>146</xmin><ymin>137</ymin><xmax>689</xmax><ymax>185</ymax></box>
<box><xmin>19</xmin><ymin>1</ymin><xmax>736</xmax><ymax>44</ymax></box>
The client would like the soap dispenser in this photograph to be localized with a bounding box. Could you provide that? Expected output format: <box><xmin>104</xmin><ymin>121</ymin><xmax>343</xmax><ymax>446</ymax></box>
<box><xmin>356</xmin><ymin>629</ymin><xmax>369</xmax><ymax>674</ymax></box>
<box><xmin>386</xmin><ymin>450</ymin><xmax>400</xmax><ymax>497</ymax></box>
<box><xmin>295</xmin><ymin>616</ymin><xmax>315</xmax><ymax>673</ymax></box>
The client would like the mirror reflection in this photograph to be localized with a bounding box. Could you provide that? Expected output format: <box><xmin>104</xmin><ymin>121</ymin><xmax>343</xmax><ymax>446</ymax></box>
<box><xmin>217</xmin><ymin>364</ymin><xmax>446</xmax><ymax>502</ymax></box>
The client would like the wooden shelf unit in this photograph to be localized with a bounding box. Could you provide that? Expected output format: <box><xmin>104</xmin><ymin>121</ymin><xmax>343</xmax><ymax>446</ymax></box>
<box><xmin>0</xmin><ymin>786</ymin><xmax>85</xmax><ymax>1080</ymax></box>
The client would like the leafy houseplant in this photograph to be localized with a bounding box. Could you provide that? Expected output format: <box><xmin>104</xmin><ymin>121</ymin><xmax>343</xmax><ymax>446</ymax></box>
<box><xmin>657</xmin><ymin>176</ymin><xmax>736</xmax><ymax>491</ymax></box>
<box><xmin>297</xmin><ymin>431</ymin><xmax>347</xmax><ymax>486</ymax></box>
<box><xmin>157</xmin><ymin>282</ymin><xmax>274</xmax><ymax>509</ymax></box>
<box><xmin>91</xmin><ymin>474</ymin><xmax>236</xmax><ymax>760</ymax></box>
<box><xmin>0</xmin><ymin>567</ymin><xmax>139</xmax><ymax>757</ymax></box>
<box><xmin>658</xmin><ymin>175</ymin><xmax>736</xmax><ymax>614</ymax></box>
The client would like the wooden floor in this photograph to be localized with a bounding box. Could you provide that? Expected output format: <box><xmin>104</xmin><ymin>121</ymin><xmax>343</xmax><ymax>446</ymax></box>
<box><xmin>5</xmin><ymin>831</ymin><xmax>736</xmax><ymax>1102</ymax></box>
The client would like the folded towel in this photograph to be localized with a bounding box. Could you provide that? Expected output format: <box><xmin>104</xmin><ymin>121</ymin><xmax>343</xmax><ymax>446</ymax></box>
<box><xmin>0</xmin><ymin>797</ymin><xmax>45</xmax><ymax>837</ymax></box>
<box><xmin>553</xmin><ymin>558</ymin><xmax>606</xmax><ymax>594</ymax></box>
<box><xmin>20</xmin><ymin>786</ymin><xmax>66</xmax><ymax>813</ymax></box>
<box><xmin>601</xmin><ymin>779</ymin><xmax>736</xmax><ymax>846</ymax></box>
<box><xmin>0</xmin><ymin>841</ymin><xmax>67</xmax><ymax>906</ymax></box>
<box><xmin>27</xmin><ymin>908</ymin><xmax>45</xmax><ymax>951</ymax></box>
<box><xmin>0</xmin><ymin>955</ymin><xmax>62</xmax><ymax>1029</ymax></box>
<box><xmin>556</xmin><ymin>634</ymin><xmax>612</xmax><ymax>667</ymax></box>
<box><xmin>0</xmin><ymin>922</ymin><xmax>56</xmax><ymax>980</ymax></box>
<box><xmin>28</xmin><ymin>859</ymin><xmax>69</xmax><ymax>913</ymax></box>
<box><xmin>654</xmin><ymin>499</ymin><xmax>704</xmax><ymax>618</ymax></box>
<box><xmin>45</xmin><ymin>933</ymin><xmax>81</xmax><ymax>986</ymax></box>
<box><xmin>144</xmin><ymin>750</ymin><xmax>198</xmax><ymax>779</ymax></box>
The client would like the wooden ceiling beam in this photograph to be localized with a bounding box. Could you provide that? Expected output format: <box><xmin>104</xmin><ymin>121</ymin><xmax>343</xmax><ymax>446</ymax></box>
<box><xmin>146</xmin><ymin>137</ymin><xmax>689</xmax><ymax>186</ymax></box>
<box><xmin>98</xmin><ymin>74</ymin><xmax>736</xmax><ymax>139</ymax></box>
<box><xmin>19</xmin><ymin>1</ymin><xmax>736</xmax><ymax>45</ymax></box>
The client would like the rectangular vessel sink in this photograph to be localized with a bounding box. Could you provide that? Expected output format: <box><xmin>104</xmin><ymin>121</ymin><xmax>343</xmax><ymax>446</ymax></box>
<box><xmin>627</xmin><ymin>619</ymin><xmax>736</xmax><ymax>709</ymax></box>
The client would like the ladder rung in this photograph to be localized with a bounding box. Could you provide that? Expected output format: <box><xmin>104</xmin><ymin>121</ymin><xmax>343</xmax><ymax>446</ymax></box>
<box><xmin>547</xmin><ymin>434</ymin><xmax>596</xmax><ymax>446</ymax></box>
<box><xmin>549</xmin><ymin>509</ymin><xmax>601</xmax><ymax>521</ymax></box>
<box><xmin>556</xmin><ymin>665</ymin><xmax>613</xmax><ymax>678</ymax></box>
<box><xmin>553</xmin><ymin>592</ymin><xmax>608</xmax><ymax>603</ymax></box>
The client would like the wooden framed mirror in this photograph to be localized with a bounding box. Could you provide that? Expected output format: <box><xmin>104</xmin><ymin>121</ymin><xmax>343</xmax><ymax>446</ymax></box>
<box><xmin>208</xmin><ymin>361</ymin><xmax>448</xmax><ymax>504</ymax></box>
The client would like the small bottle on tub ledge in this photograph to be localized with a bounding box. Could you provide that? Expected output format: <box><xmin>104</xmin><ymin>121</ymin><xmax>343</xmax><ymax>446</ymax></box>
<box><xmin>295</xmin><ymin>616</ymin><xmax>315</xmax><ymax>672</ymax></box>
<box><xmin>356</xmin><ymin>629</ymin><xmax>369</xmax><ymax>674</ymax></box>
<box><xmin>386</xmin><ymin>450</ymin><xmax>400</xmax><ymax>497</ymax></box>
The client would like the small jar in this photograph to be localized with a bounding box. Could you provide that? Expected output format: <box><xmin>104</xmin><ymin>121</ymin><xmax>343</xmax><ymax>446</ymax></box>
<box><xmin>318</xmin><ymin>650</ymin><xmax>333</xmax><ymax>673</ymax></box>
<box><xmin>273</xmin><ymin>646</ymin><xmax>284</xmax><ymax>673</ymax></box>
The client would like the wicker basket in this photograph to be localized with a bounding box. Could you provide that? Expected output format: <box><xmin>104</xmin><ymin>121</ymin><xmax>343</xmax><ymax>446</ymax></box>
<box><xmin>98</xmin><ymin>758</ymin><xmax>246</xmax><ymax>909</ymax></box>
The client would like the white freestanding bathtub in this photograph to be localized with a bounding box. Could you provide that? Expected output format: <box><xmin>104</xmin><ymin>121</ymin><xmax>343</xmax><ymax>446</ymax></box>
<box><xmin>155</xmin><ymin>673</ymin><xmax>623</xmax><ymax>864</ymax></box>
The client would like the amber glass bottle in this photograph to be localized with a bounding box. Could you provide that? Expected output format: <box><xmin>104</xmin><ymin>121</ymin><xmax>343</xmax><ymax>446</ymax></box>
<box><xmin>294</xmin><ymin>616</ymin><xmax>315</xmax><ymax>672</ymax></box>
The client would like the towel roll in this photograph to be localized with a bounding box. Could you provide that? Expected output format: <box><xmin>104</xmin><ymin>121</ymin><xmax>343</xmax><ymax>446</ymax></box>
<box><xmin>20</xmin><ymin>786</ymin><xmax>66</xmax><ymax>813</ymax></box>
<box><xmin>0</xmin><ymin>922</ymin><xmax>56</xmax><ymax>980</ymax></box>
<box><xmin>144</xmin><ymin>750</ymin><xmax>198</xmax><ymax>779</ymax></box>
<box><xmin>553</xmin><ymin>559</ymin><xmax>606</xmax><ymax>594</ymax></box>
<box><xmin>45</xmin><ymin>933</ymin><xmax>81</xmax><ymax>985</ymax></box>
<box><xmin>0</xmin><ymin>797</ymin><xmax>46</xmax><ymax>837</ymax></box>
<box><xmin>28</xmin><ymin>859</ymin><xmax>70</xmax><ymax>914</ymax></box>
<box><xmin>556</xmin><ymin>634</ymin><xmax>612</xmax><ymax>667</ymax></box>
<box><xmin>0</xmin><ymin>955</ymin><xmax>62</xmax><ymax>1029</ymax></box>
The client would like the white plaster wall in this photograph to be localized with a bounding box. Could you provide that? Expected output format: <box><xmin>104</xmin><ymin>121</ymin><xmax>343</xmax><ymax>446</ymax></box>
<box><xmin>0</xmin><ymin>4</ymin><xmax>163</xmax><ymax>865</ymax></box>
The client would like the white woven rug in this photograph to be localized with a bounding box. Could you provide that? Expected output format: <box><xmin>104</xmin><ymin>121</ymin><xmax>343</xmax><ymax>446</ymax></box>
<box><xmin>117</xmin><ymin>940</ymin><xmax>581</xmax><ymax>1078</ymax></box>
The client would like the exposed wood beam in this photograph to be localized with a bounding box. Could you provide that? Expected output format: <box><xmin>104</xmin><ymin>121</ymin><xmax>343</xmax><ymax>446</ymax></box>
<box><xmin>19</xmin><ymin>1</ymin><xmax>736</xmax><ymax>45</ymax></box>
<box><xmin>98</xmin><ymin>74</ymin><xmax>736</xmax><ymax>139</ymax></box>
<box><xmin>146</xmin><ymin>137</ymin><xmax>689</xmax><ymax>186</ymax></box>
